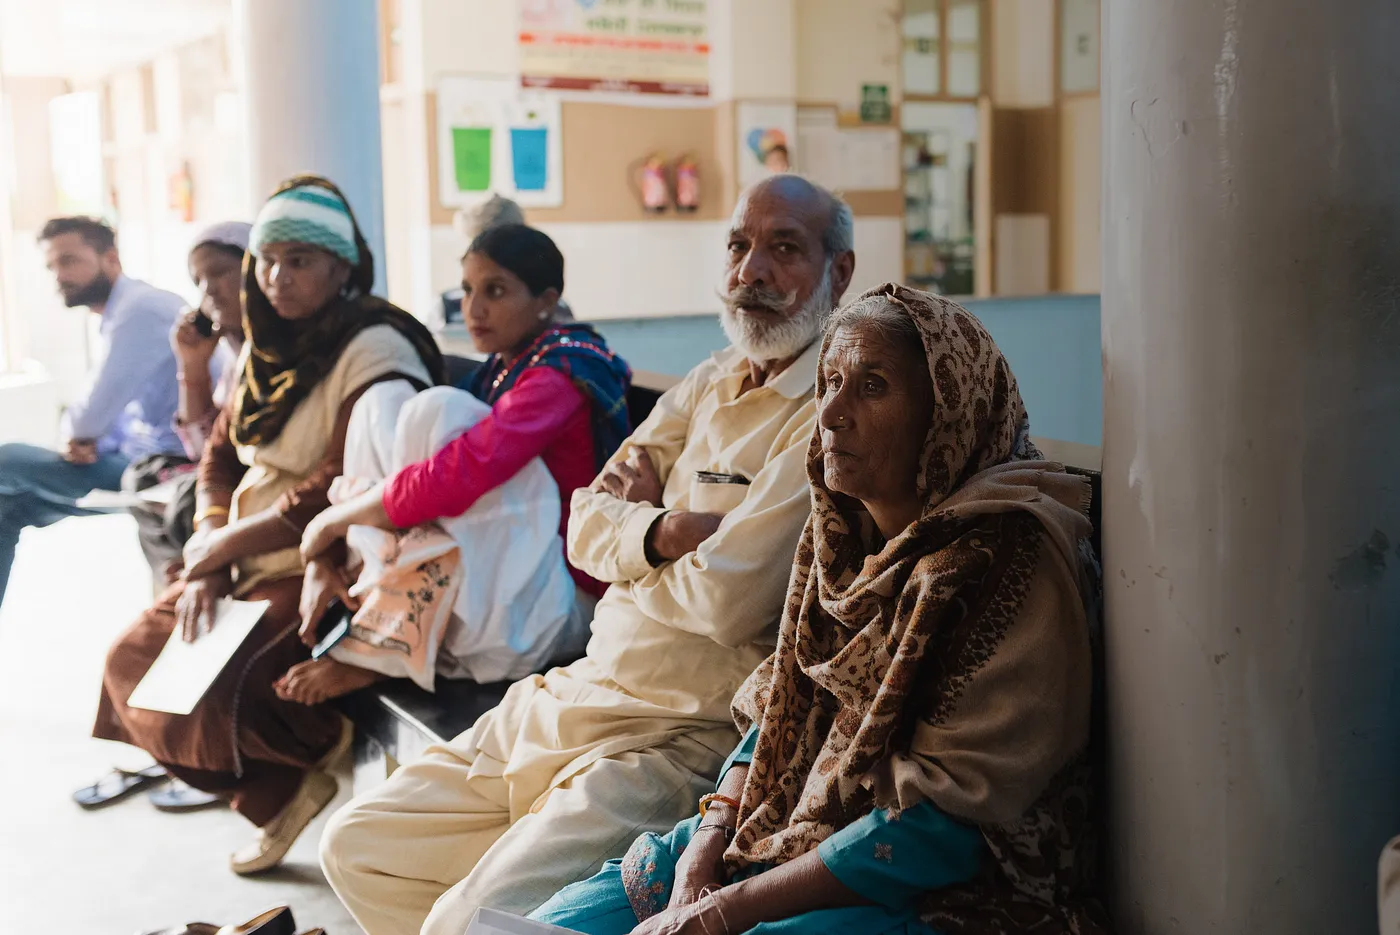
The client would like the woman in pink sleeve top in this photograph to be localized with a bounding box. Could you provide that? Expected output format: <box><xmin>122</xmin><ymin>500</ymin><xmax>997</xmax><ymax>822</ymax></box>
<box><xmin>282</xmin><ymin>224</ymin><xmax>632</xmax><ymax>703</ymax></box>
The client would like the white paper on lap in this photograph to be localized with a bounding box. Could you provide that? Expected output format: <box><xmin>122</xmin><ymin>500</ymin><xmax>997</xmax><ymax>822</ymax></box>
<box><xmin>77</xmin><ymin>476</ymin><xmax>186</xmax><ymax>510</ymax></box>
<box><xmin>127</xmin><ymin>599</ymin><xmax>272</xmax><ymax>715</ymax></box>
<box><xmin>465</xmin><ymin>908</ymin><xmax>583</xmax><ymax>935</ymax></box>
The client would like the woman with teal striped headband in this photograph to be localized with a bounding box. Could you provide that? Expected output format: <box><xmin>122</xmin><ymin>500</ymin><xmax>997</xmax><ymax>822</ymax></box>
<box><xmin>92</xmin><ymin>175</ymin><xmax>444</xmax><ymax>879</ymax></box>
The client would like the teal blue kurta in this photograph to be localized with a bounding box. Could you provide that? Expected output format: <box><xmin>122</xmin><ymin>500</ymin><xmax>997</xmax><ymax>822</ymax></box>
<box><xmin>531</xmin><ymin>728</ymin><xmax>987</xmax><ymax>934</ymax></box>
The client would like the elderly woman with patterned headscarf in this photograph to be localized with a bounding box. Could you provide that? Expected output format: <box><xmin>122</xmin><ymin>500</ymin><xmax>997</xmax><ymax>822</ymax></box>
<box><xmin>532</xmin><ymin>284</ymin><xmax>1108</xmax><ymax>935</ymax></box>
<box><xmin>91</xmin><ymin>176</ymin><xmax>443</xmax><ymax>876</ymax></box>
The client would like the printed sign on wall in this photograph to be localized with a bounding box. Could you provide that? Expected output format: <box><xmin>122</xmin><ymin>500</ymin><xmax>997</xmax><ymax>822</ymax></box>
<box><xmin>519</xmin><ymin>0</ymin><xmax>710</xmax><ymax>96</ymax></box>
<box><xmin>437</xmin><ymin>76</ymin><xmax>564</xmax><ymax>209</ymax></box>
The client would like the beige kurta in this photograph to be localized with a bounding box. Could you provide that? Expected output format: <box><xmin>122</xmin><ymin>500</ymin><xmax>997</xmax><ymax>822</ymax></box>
<box><xmin>320</xmin><ymin>339</ymin><xmax>822</xmax><ymax>935</ymax></box>
<box><xmin>230</xmin><ymin>324</ymin><xmax>433</xmax><ymax>592</ymax></box>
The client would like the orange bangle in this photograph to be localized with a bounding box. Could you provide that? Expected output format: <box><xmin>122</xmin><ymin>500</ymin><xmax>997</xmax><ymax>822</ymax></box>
<box><xmin>699</xmin><ymin>793</ymin><xmax>740</xmax><ymax>816</ymax></box>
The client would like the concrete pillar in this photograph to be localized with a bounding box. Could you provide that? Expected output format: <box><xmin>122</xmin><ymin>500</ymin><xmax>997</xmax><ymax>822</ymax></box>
<box><xmin>234</xmin><ymin>0</ymin><xmax>387</xmax><ymax>294</ymax></box>
<box><xmin>1101</xmin><ymin>2</ymin><xmax>1400</xmax><ymax>932</ymax></box>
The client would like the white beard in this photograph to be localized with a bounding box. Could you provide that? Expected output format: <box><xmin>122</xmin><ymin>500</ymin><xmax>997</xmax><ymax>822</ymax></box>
<box><xmin>720</xmin><ymin>261</ymin><xmax>834</xmax><ymax>362</ymax></box>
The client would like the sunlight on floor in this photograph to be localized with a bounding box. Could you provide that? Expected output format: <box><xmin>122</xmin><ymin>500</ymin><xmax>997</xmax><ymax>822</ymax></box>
<box><xmin>0</xmin><ymin>514</ymin><xmax>361</xmax><ymax>934</ymax></box>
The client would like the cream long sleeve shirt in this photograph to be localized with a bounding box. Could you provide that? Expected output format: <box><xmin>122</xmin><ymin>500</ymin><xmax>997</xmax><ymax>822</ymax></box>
<box><xmin>567</xmin><ymin>339</ymin><xmax>821</xmax><ymax>723</ymax></box>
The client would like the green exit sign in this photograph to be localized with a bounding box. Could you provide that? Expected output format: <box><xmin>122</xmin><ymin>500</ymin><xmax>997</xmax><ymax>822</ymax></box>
<box><xmin>860</xmin><ymin>83</ymin><xmax>891</xmax><ymax>124</ymax></box>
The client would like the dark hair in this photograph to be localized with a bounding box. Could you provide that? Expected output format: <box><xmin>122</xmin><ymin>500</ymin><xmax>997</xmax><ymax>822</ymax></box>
<box><xmin>465</xmin><ymin>224</ymin><xmax>564</xmax><ymax>297</ymax></box>
<box><xmin>38</xmin><ymin>216</ymin><xmax>116</xmax><ymax>254</ymax></box>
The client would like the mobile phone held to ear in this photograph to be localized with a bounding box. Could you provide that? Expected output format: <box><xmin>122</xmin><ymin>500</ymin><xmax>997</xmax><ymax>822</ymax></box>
<box><xmin>191</xmin><ymin>309</ymin><xmax>215</xmax><ymax>338</ymax></box>
<box><xmin>311</xmin><ymin>598</ymin><xmax>354</xmax><ymax>660</ymax></box>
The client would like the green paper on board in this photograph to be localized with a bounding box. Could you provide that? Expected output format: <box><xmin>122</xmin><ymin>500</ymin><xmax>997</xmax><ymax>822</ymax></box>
<box><xmin>453</xmin><ymin>127</ymin><xmax>492</xmax><ymax>192</ymax></box>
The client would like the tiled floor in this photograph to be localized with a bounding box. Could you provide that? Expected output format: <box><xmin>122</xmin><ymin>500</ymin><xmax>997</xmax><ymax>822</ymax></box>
<box><xmin>0</xmin><ymin>514</ymin><xmax>362</xmax><ymax>935</ymax></box>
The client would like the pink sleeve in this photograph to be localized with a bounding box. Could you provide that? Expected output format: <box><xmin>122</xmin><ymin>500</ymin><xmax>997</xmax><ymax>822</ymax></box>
<box><xmin>383</xmin><ymin>366</ymin><xmax>587</xmax><ymax>528</ymax></box>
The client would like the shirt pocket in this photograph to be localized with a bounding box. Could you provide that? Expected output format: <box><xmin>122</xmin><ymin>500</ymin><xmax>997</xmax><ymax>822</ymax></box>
<box><xmin>690</xmin><ymin>471</ymin><xmax>751</xmax><ymax>515</ymax></box>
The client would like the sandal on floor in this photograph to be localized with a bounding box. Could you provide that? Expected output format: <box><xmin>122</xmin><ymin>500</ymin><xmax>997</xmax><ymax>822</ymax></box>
<box><xmin>73</xmin><ymin>765</ymin><xmax>168</xmax><ymax>810</ymax></box>
<box><xmin>148</xmin><ymin>779</ymin><xmax>224</xmax><ymax>812</ymax></box>
<box><xmin>141</xmin><ymin>905</ymin><xmax>296</xmax><ymax>935</ymax></box>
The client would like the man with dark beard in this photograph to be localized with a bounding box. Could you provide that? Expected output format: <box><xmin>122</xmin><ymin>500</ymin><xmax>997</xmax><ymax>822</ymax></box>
<box><xmin>0</xmin><ymin>217</ymin><xmax>185</xmax><ymax>610</ymax></box>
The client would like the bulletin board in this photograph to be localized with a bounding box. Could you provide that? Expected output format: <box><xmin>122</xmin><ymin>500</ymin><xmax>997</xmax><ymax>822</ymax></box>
<box><xmin>436</xmin><ymin>76</ymin><xmax>564</xmax><ymax>209</ymax></box>
<box><xmin>428</xmin><ymin>93</ymin><xmax>732</xmax><ymax>225</ymax></box>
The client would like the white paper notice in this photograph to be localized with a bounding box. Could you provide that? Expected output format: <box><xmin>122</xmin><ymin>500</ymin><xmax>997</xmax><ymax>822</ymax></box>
<box><xmin>465</xmin><ymin>908</ymin><xmax>582</xmax><ymax>935</ymax></box>
<box><xmin>796</xmin><ymin>126</ymin><xmax>901</xmax><ymax>192</ymax></box>
<box><xmin>77</xmin><ymin>476</ymin><xmax>185</xmax><ymax>510</ymax></box>
<box><xmin>127</xmin><ymin>599</ymin><xmax>272</xmax><ymax>715</ymax></box>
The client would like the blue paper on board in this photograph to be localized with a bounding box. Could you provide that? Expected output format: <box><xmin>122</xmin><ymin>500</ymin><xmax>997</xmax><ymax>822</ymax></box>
<box><xmin>511</xmin><ymin>127</ymin><xmax>548</xmax><ymax>192</ymax></box>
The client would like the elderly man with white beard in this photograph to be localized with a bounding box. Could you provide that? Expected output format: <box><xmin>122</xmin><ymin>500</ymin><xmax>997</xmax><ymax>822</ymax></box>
<box><xmin>319</xmin><ymin>175</ymin><xmax>856</xmax><ymax>935</ymax></box>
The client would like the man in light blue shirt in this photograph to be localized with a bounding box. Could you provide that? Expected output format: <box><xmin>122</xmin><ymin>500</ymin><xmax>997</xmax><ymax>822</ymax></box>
<box><xmin>0</xmin><ymin>217</ymin><xmax>185</xmax><ymax>609</ymax></box>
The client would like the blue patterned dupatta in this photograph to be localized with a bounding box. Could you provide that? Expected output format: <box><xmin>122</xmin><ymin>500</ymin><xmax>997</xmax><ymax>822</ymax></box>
<box><xmin>464</xmin><ymin>323</ymin><xmax>633</xmax><ymax>470</ymax></box>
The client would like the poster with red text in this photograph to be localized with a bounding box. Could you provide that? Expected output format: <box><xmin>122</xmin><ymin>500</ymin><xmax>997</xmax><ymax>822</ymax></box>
<box><xmin>519</xmin><ymin>0</ymin><xmax>709</xmax><ymax>96</ymax></box>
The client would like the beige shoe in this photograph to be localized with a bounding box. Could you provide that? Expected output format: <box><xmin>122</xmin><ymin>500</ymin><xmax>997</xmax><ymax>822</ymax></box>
<box><xmin>229</xmin><ymin>771</ymin><xmax>337</xmax><ymax>876</ymax></box>
<box><xmin>316</xmin><ymin>717</ymin><xmax>353</xmax><ymax>773</ymax></box>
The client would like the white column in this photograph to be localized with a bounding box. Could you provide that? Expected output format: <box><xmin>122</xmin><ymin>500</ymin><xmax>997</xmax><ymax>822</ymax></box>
<box><xmin>1102</xmin><ymin>2</ymin><xmax>1400</xmax><ymax>933</ymax></box>
<box><xmin>235</xmin><ymin>0</ymin><xmax>387</xmax><ymax>294</ymax></box>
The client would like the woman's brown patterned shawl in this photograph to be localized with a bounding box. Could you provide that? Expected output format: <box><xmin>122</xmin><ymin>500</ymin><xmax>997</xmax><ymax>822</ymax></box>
<box><xmin>728</xmin><ymin>284</ymin><xmax>1109</xmax><ymax>933</ymax></box>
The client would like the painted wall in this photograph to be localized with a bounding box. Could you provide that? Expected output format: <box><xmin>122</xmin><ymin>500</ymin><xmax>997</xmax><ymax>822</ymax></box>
<box><xmin>1058</xmin><ymin>95</ymin><xmax>1101</xmax><ymax>293</ymax></box>
<box><xmin>795</xmin><ymin>0</ymin><xmax>901</xmax><ymax>108</ymax></box>
<box><xmin>991</xmin><ymin>0</ymin><xmax>1055</xmax><ymax>107</ymax></box>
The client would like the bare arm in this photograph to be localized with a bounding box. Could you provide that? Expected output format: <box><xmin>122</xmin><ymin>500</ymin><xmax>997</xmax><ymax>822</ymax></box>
<box><xmin>641</xmin><ymin>762</ymin><xmax>869</xmax><ymax>934</ymax></box>
<box><xmin>645</xmin><ymin>510</ymin><xmax>725</xmax><ymax>564</ymax></box>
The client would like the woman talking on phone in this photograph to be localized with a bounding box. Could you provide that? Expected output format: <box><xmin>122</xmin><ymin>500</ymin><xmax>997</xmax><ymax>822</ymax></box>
<box><xmin>122</xmin><ymin>222</ymin><xmax>252</xmax><ymax>588</ymax></box>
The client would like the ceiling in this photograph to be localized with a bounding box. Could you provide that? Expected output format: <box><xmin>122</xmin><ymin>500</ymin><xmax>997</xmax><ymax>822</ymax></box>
<box><xmin>0</xmin><ymin>0</ymin><xmax>229</xmax><ymax>79</ymax></box>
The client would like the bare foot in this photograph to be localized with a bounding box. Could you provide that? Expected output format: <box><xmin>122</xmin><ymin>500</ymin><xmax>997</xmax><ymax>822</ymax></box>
<box><xmin>274</xmin><ymin>658</ymin><xmax>387</xmax><ymax>705</ymax></box>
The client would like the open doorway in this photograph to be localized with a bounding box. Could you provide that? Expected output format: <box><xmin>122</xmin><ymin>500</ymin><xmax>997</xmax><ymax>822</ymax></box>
<box><xmin>902</xmin><ymin>101</ymin><xmax>978</xmax><ymax>297</ymax></box>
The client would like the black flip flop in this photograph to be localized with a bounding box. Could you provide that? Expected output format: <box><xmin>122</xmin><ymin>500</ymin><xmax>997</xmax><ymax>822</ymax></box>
<box><xmin>72</xmin><ymin>765</ymin><xmax>168</xmax><ymax>810</ymax></box>
<box><xmin>148</xmin><ymin>779</ymin><xmax>224</xmax><ymax>812</ymax></box>
<box><xmin>141</xmin><ymin>906</ymin><xmax>297</xmax><ymax>935</ymax></box>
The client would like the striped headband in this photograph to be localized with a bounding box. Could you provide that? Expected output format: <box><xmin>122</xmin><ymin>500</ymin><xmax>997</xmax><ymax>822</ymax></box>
<box><xmin>249</xmin><ymin>184</ymin><xmax>360</xmax><ymax>266</ymax></box>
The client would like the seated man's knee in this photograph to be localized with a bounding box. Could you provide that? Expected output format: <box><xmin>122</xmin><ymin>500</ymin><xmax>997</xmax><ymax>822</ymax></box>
<box><xmin>319</xmin><ymin>797</ymin><xmax>388</xmax><ymax>885</ymax></box>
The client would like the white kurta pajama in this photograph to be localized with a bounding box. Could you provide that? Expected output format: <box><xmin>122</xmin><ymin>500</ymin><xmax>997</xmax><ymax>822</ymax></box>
<box><xmin>319</xmin><ymin>341</ymin><xmax>823</xmax><ymax>935</ymax></box>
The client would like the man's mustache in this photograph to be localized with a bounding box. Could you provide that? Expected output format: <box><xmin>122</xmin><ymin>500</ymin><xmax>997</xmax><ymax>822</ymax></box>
<box><xmin>721</xmin><ymin>283</ymin><xmax>797</xmax><ymax>315</ymax></box>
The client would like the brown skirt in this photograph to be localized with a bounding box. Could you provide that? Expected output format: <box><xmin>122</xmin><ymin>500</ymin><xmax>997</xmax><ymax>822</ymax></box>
<box><xmin>92</xmin><ymin>576</ymin><xmax>343</xmax><ymax>826</ymax></box>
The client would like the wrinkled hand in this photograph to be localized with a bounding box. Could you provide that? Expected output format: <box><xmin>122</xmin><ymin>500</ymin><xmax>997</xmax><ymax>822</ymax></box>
<box><xmin>299</xmin><ymin>558</ymin><xmax>359</xmax><ymax>648</ymax></box>
<box><xmin>62</xmin><ymin>439</ymin><xmax>98</xmax><ymax>465</ymax></box>
<box><xmin>182</xmin><ymin>525</ymin><xmax>234</xmax><ymax>580</ymax></box>
<box><xmin>629</xmin><ymin>896</ymin><xmax>726</xmax><ymax>935</ymax></box>
<box><xmin>176</xmin><ymin>571</ymin><xmax>232</xmax><ymax>643</ymax></box>
<box><xmin>668</xmin><ymin>830</ymin><xmax>729</xmax><ymax>910</ymax></box>
<box><xmin>593</xmin><ymin>448</ymin><xmax>664</xmax><ymax>505</ymax></box>
<box><xmin>170</xmin><ymin>306</ymin><xmax>220</xmax><ymax>368</ymax></box>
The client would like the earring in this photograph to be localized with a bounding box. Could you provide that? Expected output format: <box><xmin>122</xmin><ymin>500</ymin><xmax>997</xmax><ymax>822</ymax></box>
<box><xmin>538</xmin><ymin>309</ymin><xmax>551</xmax><ymax>321</ymax></box>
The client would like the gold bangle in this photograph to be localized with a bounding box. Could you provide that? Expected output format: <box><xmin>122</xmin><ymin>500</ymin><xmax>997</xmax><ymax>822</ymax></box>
<box><xmin>699</xmin><ymin>793</ymin><xmax>740</xmax><ymax>816</ymax></box>
<box><xmin>194</xmin><ymin>505</ymin><xmax>230</xmax><ymax>525</ymax></box>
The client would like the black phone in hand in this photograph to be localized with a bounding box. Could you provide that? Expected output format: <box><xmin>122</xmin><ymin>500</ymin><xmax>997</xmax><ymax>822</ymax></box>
<box><xmin>311</xmin><ymin>598</ymin><xmax>353</xmax><ymax>660</ymax></box>
<box><xmin>192</xmin><ymin>310</ymin><xmax>215</xmax><ymax>337</ymax></box>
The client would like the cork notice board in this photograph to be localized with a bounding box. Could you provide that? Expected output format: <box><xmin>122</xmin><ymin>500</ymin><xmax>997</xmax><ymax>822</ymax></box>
<box><xmin>428</xmin><ymin>88</ymin><xmax>731</xmax><ymax>226</ymax></box>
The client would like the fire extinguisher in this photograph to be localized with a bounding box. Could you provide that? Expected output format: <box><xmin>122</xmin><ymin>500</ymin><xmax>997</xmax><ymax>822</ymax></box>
<box><xmin>673</xmin><ymin>154</ymin><xmax>699</xmax><ymax>212</ymax></box>
<box><xmin>636</xmin><ymin>153</ymin><xmax>669</xmax><ymax>213</ymax></box>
